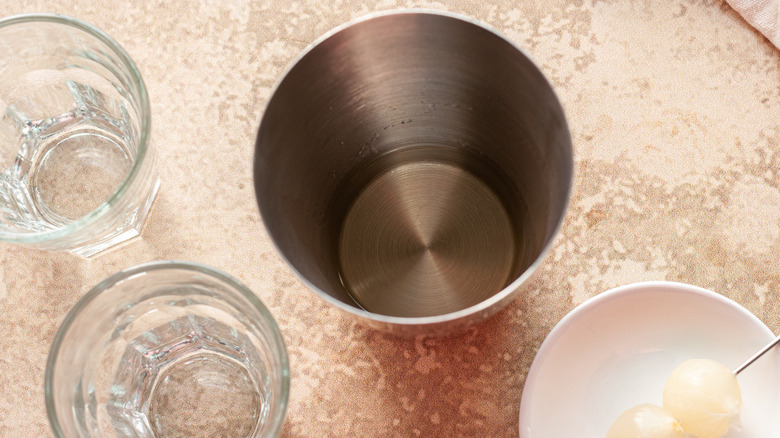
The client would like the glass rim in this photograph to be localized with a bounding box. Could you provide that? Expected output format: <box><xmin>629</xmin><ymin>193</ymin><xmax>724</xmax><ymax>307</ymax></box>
<box><xmin>44</xmin><ymin>260</ymin><xmax>290</xmax><ymax>438</ymax></box>
<box><xmin>0</xmin><ymin>13</ymin><xmax>153</xmax><ymax>244</ymax></box>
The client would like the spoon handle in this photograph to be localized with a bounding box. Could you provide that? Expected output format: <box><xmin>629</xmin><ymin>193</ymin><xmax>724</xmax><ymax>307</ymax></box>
<box><xmin>733</xmin><ymin>333</ymin><xmax>780</xmax><ymax>375</ymax></box>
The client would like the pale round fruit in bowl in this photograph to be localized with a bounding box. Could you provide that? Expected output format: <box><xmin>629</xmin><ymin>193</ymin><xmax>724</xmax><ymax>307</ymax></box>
<box><xmin>605</xmin><ymin>404</ymin><xmax>684</xmax><ymax>438</ymax></box>
<box><xmin>662</xmin><ymin>358</ymin><xmax>742</xmax><ymax>438</ymax></box>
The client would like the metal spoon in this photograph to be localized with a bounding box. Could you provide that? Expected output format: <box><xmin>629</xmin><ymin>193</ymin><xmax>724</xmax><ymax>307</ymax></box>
<box><xmin>733</xmin><ymin>333</ymin><xmax>780</xmax><ymax>375</ymax></box>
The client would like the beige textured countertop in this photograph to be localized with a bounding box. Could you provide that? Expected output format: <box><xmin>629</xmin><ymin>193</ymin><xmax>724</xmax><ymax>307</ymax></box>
<box><xmin>1</xmin><ymin>1</ymin><xmax>779</xmax><ymax>437</ymax></box>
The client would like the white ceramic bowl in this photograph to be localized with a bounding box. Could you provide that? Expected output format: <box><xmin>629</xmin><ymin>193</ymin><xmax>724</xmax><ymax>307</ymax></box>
<box><xmin>518</xmin><ymin>281</ymin><xmax>780</xmax><ymax>437</ymax></box>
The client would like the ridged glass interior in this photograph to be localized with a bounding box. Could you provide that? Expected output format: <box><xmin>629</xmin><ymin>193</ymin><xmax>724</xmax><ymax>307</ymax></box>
<box><xmin>45</xmin><ymin>262</ymin><xmax>290</xmax><ymax>438</ymax></box>
<box><xmin>0</xmin><ymin>14</ymin><xmax>157</xmax><ymax>255</ymax></box>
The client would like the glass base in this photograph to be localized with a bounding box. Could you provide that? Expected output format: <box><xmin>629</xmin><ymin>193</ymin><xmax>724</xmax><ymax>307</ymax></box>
<box><xmin>68</xmin><ymin>177</ymin><xmax>160</xmax><ymax>258</ymax></box>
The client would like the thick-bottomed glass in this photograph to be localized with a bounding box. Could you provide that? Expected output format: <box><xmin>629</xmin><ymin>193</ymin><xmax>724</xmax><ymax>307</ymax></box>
<box><xmin>0</xmin><ymin>14</ymin><xmax>158</xmax><ymax>256</ymax></box>
<box><xmin>45</xmin><ymin>261</ymin><xmax>290</xmax><ymax>438</ymax></box>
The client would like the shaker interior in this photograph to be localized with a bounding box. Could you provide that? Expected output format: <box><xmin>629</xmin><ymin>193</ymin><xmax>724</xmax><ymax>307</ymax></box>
<box><xmin>254</xmin><ymin>12</ymin><xmax>572</xmax><ymax>317</ymax></box>
<box><xmin>331</xmin><ymin>146</ymin><xmax>524</xmax><ymax>317</ymax></box>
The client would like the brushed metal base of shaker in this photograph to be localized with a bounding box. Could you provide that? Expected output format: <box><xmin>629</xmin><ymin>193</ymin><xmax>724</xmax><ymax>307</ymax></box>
<box><xmin>338</xmin><ymin>160</ymin><xmax>515</xmax><ymax>318</ymax></box>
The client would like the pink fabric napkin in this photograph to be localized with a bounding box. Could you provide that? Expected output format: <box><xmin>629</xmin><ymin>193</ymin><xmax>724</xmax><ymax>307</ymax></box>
<box><xmin>726</xmin><ymin>0</ymin><xmax>780</xmax><ymax>48</ymax></box>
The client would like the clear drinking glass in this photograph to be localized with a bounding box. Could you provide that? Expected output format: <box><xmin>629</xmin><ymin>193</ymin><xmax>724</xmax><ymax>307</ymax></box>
<box><xmin>45</xmin><ymin>261</ymin><xmax>290</xmax><ymax>438</ymax></box>
<box><xmin>0</xmin><ymin>14</ymin><xmax>159</xmax><ymax>256</ymax></box>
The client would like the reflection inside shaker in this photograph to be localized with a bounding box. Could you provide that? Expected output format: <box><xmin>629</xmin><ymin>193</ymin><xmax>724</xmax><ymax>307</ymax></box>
<box><xmin>331</xmin><ymin>145</ymin><xmax>531</xmax><ymax>318</ymax></box>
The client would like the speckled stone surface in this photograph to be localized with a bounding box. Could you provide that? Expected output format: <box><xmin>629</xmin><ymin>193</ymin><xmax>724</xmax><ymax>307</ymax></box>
<box><xmin>0</xmin><ymin>1</ymin><xmax>778</xmax><ymax>437</ymax></box>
